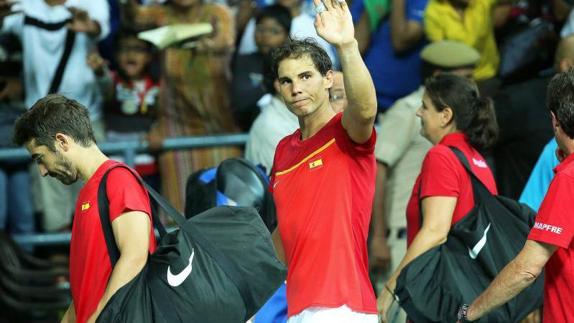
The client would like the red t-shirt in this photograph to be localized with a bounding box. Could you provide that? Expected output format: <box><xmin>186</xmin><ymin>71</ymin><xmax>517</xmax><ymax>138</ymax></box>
<box><xmin>270</xmin><ymin>113</ymin><xmax>377</xmax><ymax>317</ymax></box>
<box><xmin>69</xmin><ymin>160</ymin><xmax>157</xmax><ymax>323</ymax></box>
<box><xmin>405</xmin><ymin>132</ymin><xmax>497</xmax><ymax>245</ymax></box>
<box><xmin>528</xmin><ymin>152</ymin><xmax>574</xmax><ymax>323</ymax></box>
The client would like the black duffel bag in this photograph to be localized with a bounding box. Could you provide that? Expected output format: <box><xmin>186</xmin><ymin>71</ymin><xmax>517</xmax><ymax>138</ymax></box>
<box><xmin>95</xmin><ymin>164</ymin><xmax>287</xmax><ymax>323</ymax></box>
<box><xmin>395</xmin><ymin>147</ymin><xmax>543</xmax><ymax>323</ymax></box>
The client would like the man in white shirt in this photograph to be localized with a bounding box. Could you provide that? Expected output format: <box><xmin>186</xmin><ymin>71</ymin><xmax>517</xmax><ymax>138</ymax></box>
<box><xmin>0</xmin><ymin>0</ymin><xmax>110</xmax><ymax>232</ymax></box>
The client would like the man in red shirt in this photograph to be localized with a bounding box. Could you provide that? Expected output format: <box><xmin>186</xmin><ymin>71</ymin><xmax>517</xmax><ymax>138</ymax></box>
<box><xmin>268</xmin><ymin>0</ymin><xmax>378</xmax><ymax>321</ymax></box>
<box><xmin>457</xmin><ymin>70</ymin><xmax>574</xmax><ymax>322</ymax></box>
<box><xmin>13</xmin><ymin>94</ymin><xmax>156</xmax><ymax>323</ymax></box>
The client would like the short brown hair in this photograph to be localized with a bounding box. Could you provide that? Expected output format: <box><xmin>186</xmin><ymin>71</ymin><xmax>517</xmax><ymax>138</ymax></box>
<box><xmin>270</xmin><ymin>38</ymin><xmax>332</xmax><ymax>79</ymax></box>
<box><xmin>13</xmin><ymin>94</ymin><xmax>96</xmax><ymax>150</ymax></box>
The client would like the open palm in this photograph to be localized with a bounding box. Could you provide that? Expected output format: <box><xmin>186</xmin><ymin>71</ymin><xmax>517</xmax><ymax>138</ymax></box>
<box><xmin>314</xmin><ymin>0</ymin><xmax>355</xmax><ymax>47</ymax></box>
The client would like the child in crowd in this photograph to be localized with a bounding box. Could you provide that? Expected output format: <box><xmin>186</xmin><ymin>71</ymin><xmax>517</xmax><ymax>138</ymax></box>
<box><xmin>88</xmin><ymin>30</ymin><xmax>160</xmax><ymax>184</ymax></box>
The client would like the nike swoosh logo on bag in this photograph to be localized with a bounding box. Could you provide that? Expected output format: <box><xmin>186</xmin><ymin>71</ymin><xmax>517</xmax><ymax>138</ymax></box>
<box><xmin>167</xmin><ymin>249</ymin><xmax>195</xmax><ymax>287</ymax></box>
<box><xmin>468</xmin><ymin>223</ymin><xmax>491</xmax><ymax>259</ymax></box>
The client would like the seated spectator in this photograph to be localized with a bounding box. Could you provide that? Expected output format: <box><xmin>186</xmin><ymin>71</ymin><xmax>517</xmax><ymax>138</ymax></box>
<box><xmin>124</xmin><ymin>0</ymin><xmax>241</xmax><ymax>212</ymax></box>
<box><xmin>237</xmin><ymin>0</ymin><xmax>338</xmax><ymax>66</ymax></box>
<box><xmin>231</xmin><ymin>4</ymin><xmax>291</xmax><ymax>131</ymax></box>
<box><xmin>370</xmin><ymin>40</ymin><xmax>479</xmax><ymax>322</ymax></box>
<box><xmin>88</xmin><ymin>29</ymin><xmax>160</xmax><ymax>187</ymax></box>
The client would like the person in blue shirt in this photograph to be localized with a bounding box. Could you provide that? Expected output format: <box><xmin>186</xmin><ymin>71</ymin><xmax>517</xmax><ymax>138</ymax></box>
<box><xmin>352</xmin><ymin>0</ymin><xmax>428</xmax><ymax>114</ymax></box>
<box><xmin>519</xmin><ymin>139</ymin><xmax>559</xmax><ymax>211</ymax></box>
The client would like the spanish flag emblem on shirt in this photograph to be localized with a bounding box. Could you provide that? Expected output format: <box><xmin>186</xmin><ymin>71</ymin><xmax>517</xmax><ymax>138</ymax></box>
<box><xmin>309</xmin><ymin>159</ymin><xmax>323</xmax><ymax>169</ymax></box>
<box><xmin>81</xmin><ymin>202</ymin><xmax>91</xmax><ymax>211</ymax></box>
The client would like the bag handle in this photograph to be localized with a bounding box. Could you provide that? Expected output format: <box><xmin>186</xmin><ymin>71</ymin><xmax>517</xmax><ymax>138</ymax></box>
<box><xmin>97</xmin><ymin>163</ymin><xmax>255</xmax><ymax>317</ymax></box>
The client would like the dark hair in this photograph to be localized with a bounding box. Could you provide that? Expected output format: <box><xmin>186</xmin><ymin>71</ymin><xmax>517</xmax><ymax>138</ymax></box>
<box><xmin>270</xmin><ymin>38</ymin><xmax>332</xmax><ymax>79</ymax></box>
<box><xmin>255</xmin><ymin>4</ymin><xmax>292</xmax><ymax>34</ymax></box>
<box><xmin>13</xmin><ymin>94</ymin><xmax>96</xmax><ymax>150</ymax></box>
<box><xmin>425</xmin><ymin>74</ymin><xmax>498</xmax><ymax>149</ymax></box>
<box><xmin>547</xmin><ymin>70</ymin><xmax>574</xmax><ymax>139</ymax></box>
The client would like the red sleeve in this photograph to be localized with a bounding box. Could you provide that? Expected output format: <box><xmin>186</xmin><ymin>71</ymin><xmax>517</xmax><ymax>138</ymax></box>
<box><xmin>105</xmin><ymin>167</ymin><xmax>152</xmax><ymax>222</ymax></box>
<box><xmin>528</xmin><ymin>173</ymin><xmax>574</xmax><ymax>249</ymax></box>
<box><xmin>337</xmin><ymin>113</ymin><xmax>377</xmax><ymax>154</ymax></box>
<box><xmin>419</xmin><ymin>147</ymin><xmax>461</xmax><ymax>198</ymax></box>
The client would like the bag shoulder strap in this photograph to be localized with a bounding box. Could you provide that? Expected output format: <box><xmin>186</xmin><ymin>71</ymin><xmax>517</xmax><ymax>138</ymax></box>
<box><xmin>448</xmin><ymin>146</ymin><xmax>493</xmax><ymax>202</ymax></box>
<box><xmin>97</xmin><ymin>163</ymin><xmax>167</xmax><ymax>267</ymax></box>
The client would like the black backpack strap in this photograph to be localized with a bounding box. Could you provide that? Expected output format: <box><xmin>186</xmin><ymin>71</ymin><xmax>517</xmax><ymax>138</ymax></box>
<box><xmin>97</xmin><ymin>164</ymin><xmax>167</xmax><ymax>267</ymax></box>
<box><xmin>448</xmin><ymin>146</ymin><xmax>493</xmax><ymax>202</ymax></box>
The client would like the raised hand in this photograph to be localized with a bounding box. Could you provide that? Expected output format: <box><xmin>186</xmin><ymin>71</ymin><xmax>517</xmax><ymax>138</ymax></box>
<box><xmin>67</xmin><ymin>6</ymin><xmax>100</xmax><ymax>36</ymax></box>
<box><xmin>86</xmin><ymin>51</ymin><xmax>107</xmax><ymax>77</ymax></box>
<box><xmin>313</xmin><ymin>0</ymin><xmax>355</xmax><ymax>48</ymax></box>
<box><xmin>0</xmin><ymin>0</ymin><xmax>21</xmax><ymax>20</ymax></box>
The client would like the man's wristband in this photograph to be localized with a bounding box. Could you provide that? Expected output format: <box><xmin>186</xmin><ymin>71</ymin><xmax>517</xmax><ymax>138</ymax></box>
<box><xmin>457</xmin><ymin>304</ymin><xmax>474</xmax><ymax>322</ymax></box>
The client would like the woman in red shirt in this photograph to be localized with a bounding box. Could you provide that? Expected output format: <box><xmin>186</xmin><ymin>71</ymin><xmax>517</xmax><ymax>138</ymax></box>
<box><xmin>377</xmin><ymin>74</ymin><xmax>499</xmax><ymax>320</ymax></box>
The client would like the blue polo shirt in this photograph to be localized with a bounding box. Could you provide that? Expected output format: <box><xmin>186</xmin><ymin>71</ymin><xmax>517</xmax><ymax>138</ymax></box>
<box><xmin>520</xmin><ymin>139</ymin><xmax>559</xmax><ymax>211</ymax></box>
<box><xmin>352</xmin><ymin>0</ymin><xmax>428</xmax><ymax>112</ymax></box>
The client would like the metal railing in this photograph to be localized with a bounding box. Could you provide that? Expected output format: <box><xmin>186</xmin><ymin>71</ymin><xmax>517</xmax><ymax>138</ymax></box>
<box><xmin>5</xmin><ymin>133</ymin><xmax>248</xmax><ymax>246</ymax></box>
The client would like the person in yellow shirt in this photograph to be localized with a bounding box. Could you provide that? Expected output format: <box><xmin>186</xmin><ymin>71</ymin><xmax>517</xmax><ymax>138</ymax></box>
<box><xmin>424</xmin><ymin>0</ymin><xmax>499</xmax><ymax>81</ymax></box>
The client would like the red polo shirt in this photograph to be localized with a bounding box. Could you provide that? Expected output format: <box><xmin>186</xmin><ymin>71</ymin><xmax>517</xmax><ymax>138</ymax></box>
<box><xmin>405</xmin><ymin>132</ymin><xmax>497</xmax><ymax>245</ymax></box>
<box><xmin>70</xmin><ymin>160</ymin><xmax>156</xmax><ymax>323</ymax></box>
<box><xmin>528</xmin><ymin>151</ymin><xmax>574</xmax><ymax>323</ymax></box>
<box><xmin>270</xmin><ymin>113</ymin><xmax>378</xmax><ymax>317</ymax></box>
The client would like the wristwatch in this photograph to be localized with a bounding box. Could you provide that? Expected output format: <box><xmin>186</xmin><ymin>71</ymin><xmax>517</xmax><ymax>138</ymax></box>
<box><xmin>457</xmin><ymin>304</ymin><xmax>474</xmax><ymax>322</ymax></box>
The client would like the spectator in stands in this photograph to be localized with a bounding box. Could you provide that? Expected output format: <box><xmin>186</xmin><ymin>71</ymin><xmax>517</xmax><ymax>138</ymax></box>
<box><xmin>0</xmin><ymin>34</ymin><xmax>34</xmax><ymax>238</ymax></box>
<box><xmin>88</xmin><ymin>30</ymin><xmax>159</xmax><ymax>141</ymax></box>
<box><xmin>519</xmin><ymin>138</ymin><xmax>559</xmax><ymax>212</ymax></box>
<box><xmin>491</xmin><ymin>34</ymin><xmax>574</xmax><ymax>199</ymax></box>
<box><xmin>124</xmin><ymin>0</ymin><xmax>241</xmax><ymax>212</ymax></box>
<box><xmin>378</xmin><ymin>74</ymin><xmax>499</xmax><ymax>318</ymax></box>
<box><xmin>231</xmin><ymin>4</ymin><xmax>291</xmax><ymax>131</ymax></box>
<box><xmin>245</xmin><ymin>70</ymin><xmax>346</xmax><ymax>174</ymax></box>
<box><xmin>424</xmin><ymin>0</ymin><xmax>508</xmax><ymax>94</ymax></box>
<box><xmin>237</xmin><ymin>0</ymin><xmax>338</xmax><ymax>66</ymax></box>
<box><xmin>352</xmin><ymin>0</ymin><xmax>428</xmax><ymax>113</ymax></box>
<box><xmin>0</xmin><ymin>0</ymin><xmax>110</xmax><ymax>233</ymax></box>
<box><xmin>87</xmin><ymin>29</ymin><xmax>160</xmax><ymax>188</ymax></box>
<box><xmin>461</xmin><ymin>69</ymin><xmax>574</xmax><ymax>323</ymax></box>
<box><xmin>370</xmin><ymin>40</ymin><xmax>479</xmax><ymax>322</ymax></box>
<box><xmin>13</xmin><ymin>94</ymin><xmax>156</xmax><ymax>323</ymax></box>
<box><xmin>329</xmin><ymin>71</ymin><xmax>347</xmax><ymax>113</ymax></box>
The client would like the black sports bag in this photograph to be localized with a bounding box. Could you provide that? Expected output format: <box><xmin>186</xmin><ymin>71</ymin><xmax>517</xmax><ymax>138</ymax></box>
<box><xmin>95</xmin><ymin>164</ymin><xmax>286</xmax><ymax>323</ymax></box>
<box><xmin>395</xmin><ymin>147</ymin><xmax>543</xmax><ymax>323</ymax></box>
